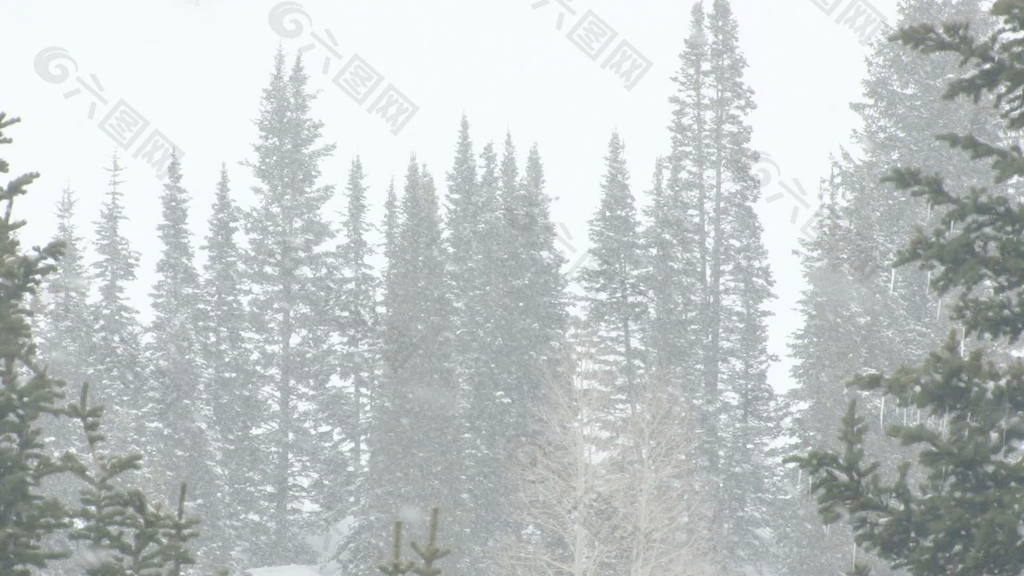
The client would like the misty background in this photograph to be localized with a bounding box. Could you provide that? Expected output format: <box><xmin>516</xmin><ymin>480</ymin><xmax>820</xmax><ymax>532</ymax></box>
<box><xmin>0</xmin><ymin>0</ymin><xmax>889</xmax><ymax>393</ymax></box>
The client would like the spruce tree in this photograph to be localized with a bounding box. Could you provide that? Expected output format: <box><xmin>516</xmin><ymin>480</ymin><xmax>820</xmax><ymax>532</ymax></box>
<box><xmin>321</xmin><ymin>157</ymin><xmax>378</xmax><ymax>549</ymax></box>
<box><xmin>653</xmin><ymin>0</ymin><xmax>708</xmax><ymax>404</ymax></box>
<box><xmin>444</xmin><ymin>118</ymin><xmax>508</xmax><ymax>570</ymax></box>
<box><xmin>356</xmin><ymin>158</ymin><xmax>459</xmax><ymax>576</ymax></box>
<box><xmin>164</xmin><ymin>484</ymin><xmax>201</xmax><ymax>576</ymax></box>
<box><xmin>795</xmin><ymin>3</ymin><xmax>1024</xmax><ymax>574</ymax></box>
<box><xmin>580</xmin><ymin>132</ymin><xmax>647</xmax><ymax>434</ymax></box>
<box><xmin>334</xmin><ymin>174</ymin><xmax>398</xmax><ymax>576</ymax></box>
<box><xmin>779</xmin><ymin>172</ymin><xmax>870</xmax><ymax>575</ymax></box>
<box><xmin>658</xmin><ymin>2</ymin><xmax>778</xmax><ymax>570</ymax></box>
<box><xmin>36</xmin><ymin>186</ymin><xmax>93</xmax><ymax>503</ymax></box>
<box><xmin>66</xmin><ymin>384</ymin><xmax>200</xmax><ymax>576</ymax></box>
<box><xmin>199</xmin><ymin>164</ymin><xmax>260</xmax><ymax>572</ymax></box>
<box><xmin>146</xmin><ymin>153</ymin><xmax>203</xmax><ymax>484</ymax></box>
<box><xmin>706</xmin><ymin>3</ymin><xmax>777</xmax><ymax>568</ymax></box>
<box><xmin>784</xmin><ymin>2</ymin><xmax>1001</xmax><ymax>573</ymax></box>
<box><xmin>0</xmin><ymin>112</ymin><xmax>71</xmax><ymax>576</ymax></box>
<box><xmin>643</xmin><ymin>156</ymin><xmax>699</xmax><ymax>400</ymax></box>
<box><xmin>89</xmin><ymin>155</ymin><xmax>148</xmax><ymax>460</ymax></box>
<box><xmin>580</xmin><ymin>135</ymin><xmax>707</xmax><ymax>576</ymax></box>
<box><xmin>790</xmin><ymin>0</ymin><xmax>1000</xmax><ymax>455</ymax></box>
<box><xmin>665</xmin><ymin>3</ymin><xmax>717</xmax><ymax>481</ymax></box>
<box><xmin>498</xmin><ymin>138</ymin><xmax>569</xmax><ymax>436</ymax></box>
<box><xmin>38</xmin><ymin>186</ymin><xmax>92</xmax><ymax>390</ymax></box>
<box><xmin>0</xmin><ymin>113</ymin><xmax>202</xmax><ymax>576</ymax></box>
<box><xmin>244</xmin><ymin>49</ymin><xmax>337</xmax><ymax>563</ymax></box>
<box><xmin>146</xmin><ymin>152</ymin><xmax>222</xmax><ymax>569</ymax></box>
<box><xmin>336</xmin><ymin>156</ymin><xmax>376</xmax><ymax>483</ymax></box>
<box><xmin>382</xmin><ymin>178</ymin><xmax>399</xmax><ymax>297</ymax></box>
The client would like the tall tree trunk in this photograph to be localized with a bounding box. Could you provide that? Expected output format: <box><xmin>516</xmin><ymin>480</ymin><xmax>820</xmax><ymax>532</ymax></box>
<box><xmin>276</xmin><ymin>296</ymin><xmax>293</xmax><ymax>546</ymax></box>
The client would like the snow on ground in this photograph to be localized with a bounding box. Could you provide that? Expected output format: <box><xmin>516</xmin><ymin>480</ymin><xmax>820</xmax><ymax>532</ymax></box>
<box><xmin>248</xmin><ymin>566</ymin><xmax>320</xmax><ymax>576</ymax></box>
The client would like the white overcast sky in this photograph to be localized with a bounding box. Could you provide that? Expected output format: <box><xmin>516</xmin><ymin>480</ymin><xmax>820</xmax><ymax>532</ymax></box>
<box><xmin>0</xmin><ymin>0</ymin><xmax>898</xmax><ymax>392</ymax></box>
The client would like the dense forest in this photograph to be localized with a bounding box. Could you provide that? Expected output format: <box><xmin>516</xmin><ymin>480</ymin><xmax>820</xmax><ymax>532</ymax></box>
<box><xmin>4</xmin><ymin>1</ymin><xmax>1024</xmax><ymax>575</ymax></box>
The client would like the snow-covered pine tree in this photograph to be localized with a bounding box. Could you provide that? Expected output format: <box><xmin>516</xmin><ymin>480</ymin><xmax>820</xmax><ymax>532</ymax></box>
<box><xmin>577</xmin><ymin>144</ymin><xmax>708</xmax><ymax>576</ymax></box>
<box><xmin>198</xmin><ymin>164</ymin><xmax>262</xmax><ymax>572</ymax></box>
<box><xmin>28</xmin><ymin>186</ymin><xmax>96</xmax><ymax>572</ymax></box>
<box><xmin>333</xmin><ymin>174</ymin><xmax>399</xmax><ymax>576</ymax></box>
<box><xmin>664</xmin><ymin>3</ymin><xmax>717</xmax><ymax>478</ymax></box>
<box><xmin>577</xmin><ymin>142</ymin><xmax>712</xmax><ymax>573</ymax></box>
<box><xmin>589</xmin><ymin>157</ymin><xmax>709</xmax><ymax>576</ymax></box>
<box><xmin>580</xmin><ymin>132</ymin><xmax>648</xmax><ymax>438</ymax></box>
<box><xmin>146</xmin><ymin>151</ymin><xmax>223</xmax><ymax>570</ymax></box>
<box><xmin>643</xmin><ymin>154</ymin><xmax>699</xmax><ymax>400</ymax></box>
<box><xmin>441</xmin><ymin>118</ymin><xmax>481</xmax><ymax>565</ymax></box>
<box><xmin>705</xmin><ymin>3</ymin><xmax>778</xmax><ymax>569</ymax></box>
<box><xmin>244</xmin><ymin>49</ymin><xmax>337</xmax><ymax>564</ymax></box>
<box><xmin>651</xmin><ymin>2</ymin><xmax>706</xmax><ymax>403</ymax></box>
<box><xmin>38</xmin><ymin>186</ymin><xmax>92</xmax><ymax>391</ymax></box>
<box><xmin>444</xmin><ymin>118</ymin><xmax>509</xmax><ymax>571</ymax></box>
<box><xmin>66</xmin><ymin>384</ymin><xmax>200</xmax><ymax>576</ymax></box>
<box><xmin>164</xmin><ymin>483</ymin><xmax>202</xmax><ymax>576</ymax></box>
<box><xmin>89</xmin><ymin>154</ymin><xmax>148</xmax><ymax>461</ymax></box>
<box><xmin>791</xmin><ymin>0</ymin><xmax>1001</xmax><ymax>450</ymax></box>
<box><xmin>656</xmin><ymin>2</ymin><xmax>778</xmax><ymax>571</ymax></box>
<box><xmin>0</xmin><ymin>112</ymin><xmax>73</xmax><ymax>576</ymax></box>
<box><xmin>35</xmin><ymin>186</ymin><xmax>91</xmax><ymax>482</ymax></box>
<box><xmin>382</xmin><ymin>178</ymin><xmax>399</xmax><ymax>296</ymax></box>
<box><xmin>783</xmin><ymin>163</ymin><xmax>905</xmax><ymax>576</ymax></box>
<box><xmin>784</xmin><ymin>2</ymin><xmax>1002</xmax><ymax>573</ymax></box>
<box><xmin>795</xmin><ymin>11</ymin><xmax>1024</xmax><ymax>572</ymax></box>
<box><xmin>638</xmin><ymin>152</ymin><xmax>715</xmax><ymax>561</ymax></box>
<box><xmin>0</xmin><ymin>112</ymin><xmax>203</xmax><ymax>576</ymax></box>
<box><xmin>498</xmin><ymin>137</ymin><xmax>569</xmax><ymax>441</ymax></box>
<box><xmin>337</xmin><ymin>156</ymin><xmax>376</xmax><ymax>485</ymax></box>
<box><xmin>355</xmin><ymin>157</ymin><xmax>459</xmax><ymax>576</ymax></box>
<box><xmin>320</xmin><ymin>156</ymin><xmax>378</xmax><ymax>555</ymax></box>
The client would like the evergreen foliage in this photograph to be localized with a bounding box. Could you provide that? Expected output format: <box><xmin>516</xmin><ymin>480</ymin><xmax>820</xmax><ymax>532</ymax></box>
<box><xmin>795</xmin><ymin>2</ymin><xmax>1024</xmax><ymax>574</ymax></box>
